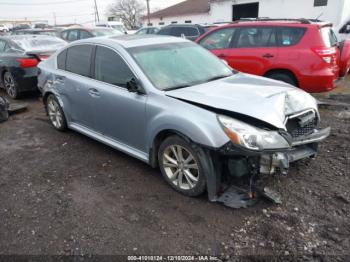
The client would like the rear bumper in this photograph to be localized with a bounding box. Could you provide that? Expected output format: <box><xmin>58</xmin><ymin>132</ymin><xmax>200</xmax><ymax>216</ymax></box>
<box><xmin>10</xmin><ymin>67</ymin><xmax>38</xmax><ymax>92</ymax></box>
<box><xmin>299</xmin><ymin>73</ymin><xmax>338</xmax><ymax>93</ymax></box>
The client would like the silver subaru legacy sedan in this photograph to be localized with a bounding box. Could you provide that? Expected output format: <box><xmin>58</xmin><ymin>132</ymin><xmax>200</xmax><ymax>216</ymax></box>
<box><xmin>38</xmin><ymin>35</ymin><xmax>330</xmax><ymax>207</ymax></box>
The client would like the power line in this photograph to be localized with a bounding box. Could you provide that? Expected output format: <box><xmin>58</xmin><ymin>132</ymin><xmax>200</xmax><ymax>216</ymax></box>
<box><xmin>0</xmin><ymin>0</ymin><xmax>89</xmax><ymax>6</ymax></box>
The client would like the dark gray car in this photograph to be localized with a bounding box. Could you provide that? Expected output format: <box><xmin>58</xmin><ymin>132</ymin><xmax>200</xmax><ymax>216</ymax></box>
<box><xmin>38</xmin><ymin>35</ymin><xmax>330</xmax><ymax>207</ymax></box>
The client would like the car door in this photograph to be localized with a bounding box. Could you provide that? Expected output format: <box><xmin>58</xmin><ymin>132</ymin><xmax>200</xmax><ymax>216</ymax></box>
<box><xmin>229</xmin><ymin>26</ymin><xmax>278</xmax><ymax>75</ymax></box>
<box><xmin>198</xmin><ymin>27</ymin><xmax>238</xmax><ymax>68</ymax></box>
<box><xmin>57</xmin><ymin>44</ymin><xmax>97</xmax><ymax>129</ymax></box>
<box><xmin>91</xmin><ymin>45</ymin><xmax>147</xmax><ymax>151</ymax></box>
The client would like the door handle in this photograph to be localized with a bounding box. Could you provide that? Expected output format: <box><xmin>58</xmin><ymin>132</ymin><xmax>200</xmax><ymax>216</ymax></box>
<box><xmin>262</xmin><ymin>53</ymin><xmax>274</xmax><ymax>58</ymax></box>
<box><xmin>88</xmin><ymin>88</ymin><xmax>100</xmax><ymax>97</ymax></box>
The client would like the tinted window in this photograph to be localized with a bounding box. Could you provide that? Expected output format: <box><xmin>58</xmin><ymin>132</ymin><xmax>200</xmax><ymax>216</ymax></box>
<box><xmin>57</xmin><ymin>49</ymin><xmax>67</xmax><ymax>70</ymax></box>
<box><xmin>200</xmin><ymin>28</ymin><xmax>236</xmax><ymax>50</ymax></box>
<box><xmin>67</xmin><ymin>30</ymin><xmax>78</xmax><ymax>41</ymax></box>
<box><xmin>237</xmin><ymin>27</ymin><xmax>276</xmax><ymax>48</ymax></box>
<box><xmin>66</xmin><ymin>45</ymin><xmax>93</xmax><ymax>77</ymax></box>
<box><xmin>339</xmin><ymin>21</ymin><xmax>350</xmax><ymax>34</ymax></box>
<box><xmin>94</xmin><ymin>46</ymin><xmax>134</xmax><ymax>87</ymax></box>
<box><xmin>278</xmin><ymin>27</ymin><xmax>306</xmax><ymax>46</ymax></box>
<box><xmin>171</xmin><ymin>27</ymin><xmax>198</xmax><ymax>37</ymax></box>
<box><xmin>158</xmin><ymin>27</ymin><xmax>171</xmax><ymax>35</ymax></box>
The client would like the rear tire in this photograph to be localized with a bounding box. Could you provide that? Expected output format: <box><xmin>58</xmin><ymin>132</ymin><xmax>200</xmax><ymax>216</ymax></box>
<box><xmin>46</xmin><ymin>94</ymin><xmax>67</xmax><ymax>131</ymax></box>
<box><xmin>3</xmin><ymin>72</ymin><xmax>20</xmax><ymax>99</ymax></box>
<box><xmin>266</xmin><ymin>72</ymin><xmax>297</xmax><ymax>87</ymax></box>
<box><xmin>158</xmin><ymin>135</ymin><xmax>207</xmax><ymax>197</ymax></box>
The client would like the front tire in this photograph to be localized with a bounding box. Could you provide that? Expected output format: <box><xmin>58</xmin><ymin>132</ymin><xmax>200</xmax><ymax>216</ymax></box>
<box><xmin>158</xmin><ymin>135</ymin><xmax>206</xmax><ymax>197</ymax></box>
<box><xmin>46</xmin><ymin>94</ymin><xmax>67</xmax><ymax>131</ymax></box>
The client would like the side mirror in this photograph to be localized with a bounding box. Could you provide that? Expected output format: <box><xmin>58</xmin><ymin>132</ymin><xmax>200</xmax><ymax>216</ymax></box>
<box><xmin>126</xmin><ymin>78</ymin><xmax>145</xmax><ymax>94</ymax></box>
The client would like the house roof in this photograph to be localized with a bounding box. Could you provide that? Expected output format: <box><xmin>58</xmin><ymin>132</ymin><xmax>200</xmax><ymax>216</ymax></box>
<box><xmin>147</xmin><ymin>0</ymin><xmax>210</xmax><ymax>19</ymax></box>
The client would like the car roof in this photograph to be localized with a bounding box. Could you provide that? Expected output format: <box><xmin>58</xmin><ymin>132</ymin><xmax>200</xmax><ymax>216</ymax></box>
<box><xmin>221</xmin><ymin>19</ymin><xmax>332</xmax><ymax>28</ymax></box>
<box><xmin>1</xmin><ymin>35</ymin><xmax>58</xmax><ymax>40</ymax></box>
<box><xmin>162</xmin><ymin>24</ymin><xmax>203</xmax><ymax>28</ymax></box>
<box><xmin>73</xmin><ymin>35</ymin><xmax>188</xmax><ymax>48</ymax></box>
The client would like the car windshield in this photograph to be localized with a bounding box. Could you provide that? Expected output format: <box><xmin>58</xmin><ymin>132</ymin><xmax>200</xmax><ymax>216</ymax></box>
<box><xmin>129</xmin><ymin>42</ymin><xmax>234</xmax><ymax>90</ymax></box>
<box><xmin>11</xmin><ymin>36</ymin><xmax>66</xmax><ymax>51</ymax></box>
<box><xmin>91</xmin><ymin>28</ymin><xmax>122</xmax><ymax>36</ymax></box>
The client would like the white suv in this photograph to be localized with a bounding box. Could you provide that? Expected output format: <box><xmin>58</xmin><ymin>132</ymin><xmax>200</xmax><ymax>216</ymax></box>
<box><xmin>0</xmin><ymin>24</ymin><xmax>9</xmax><ymax>33</ymax></box>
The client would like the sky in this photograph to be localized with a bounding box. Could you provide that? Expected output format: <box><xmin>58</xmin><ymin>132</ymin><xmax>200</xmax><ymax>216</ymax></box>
<box><xmin>0</xmin><ymin>0</ymin><xmax>184</xmax><ymax>25</ymax></box>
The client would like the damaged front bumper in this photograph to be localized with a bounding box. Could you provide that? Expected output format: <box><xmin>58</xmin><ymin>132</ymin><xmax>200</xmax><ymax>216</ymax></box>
<box><xmin>209</xmin><ymin>127</ymin><xmax>331</xmax><ymax>208</ymax></box>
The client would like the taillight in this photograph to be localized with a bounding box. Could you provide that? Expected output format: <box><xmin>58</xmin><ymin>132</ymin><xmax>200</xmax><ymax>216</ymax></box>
<box><xmin>311</xmin><ymin>47</ymin><xmax>336</xmax><ymax>64</ymax></box>
<box><xmin>16</xmin><ymin>58</ymin><xmax>39</xmax><ymax>68</ymax></box>
<box><xmin>39</xmin><ymin>55</ymin><xmax>50</xmax><ymax>61</ymax></box>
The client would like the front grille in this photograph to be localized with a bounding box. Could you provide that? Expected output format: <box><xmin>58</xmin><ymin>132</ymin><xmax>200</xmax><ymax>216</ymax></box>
<box><xmin>286</xmin><ymin>110</ymin><xmax>318</xmax><ymax>139</ymax></box>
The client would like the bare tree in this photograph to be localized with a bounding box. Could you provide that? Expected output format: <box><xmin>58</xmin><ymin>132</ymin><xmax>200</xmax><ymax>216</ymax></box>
<box><xmin>107</xmin><ymin>0</ymin><xmax>146</xmax><ymax>30</ymax></box>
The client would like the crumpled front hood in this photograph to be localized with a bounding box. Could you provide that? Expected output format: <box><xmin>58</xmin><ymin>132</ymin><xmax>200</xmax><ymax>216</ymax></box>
<box><xmin>166</xmin><ymin>73</ymin><xmax>318</xmax><ymax>129</ymax></box>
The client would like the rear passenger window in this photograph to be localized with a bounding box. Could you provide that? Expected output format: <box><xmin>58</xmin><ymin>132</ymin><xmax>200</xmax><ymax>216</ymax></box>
<box><xmin>278</xmin><ymin>27</ymin><xmax>306</xmax><ymax>46</ymax></box>
<box><xmin>94</xmin><ymin>46</ymin><xmax>134</xmax><ymax>87</ymax></box>
<box><xmin>200</xmin><ymin>28</ymin><xmax>236</xmax><ymax>50</ymax></box>
<box><xmin>66</xmin><ymin>45</ymin><xmax>93</xmax><ymax>77</ymax></box>
<box><xmin>236</xmin><ymin>27</ymin><xmax>276</xmax><ymax>48</ymax></box>
<box><xmin>57</xmin><ymin>49</ymin><xmax>67</xmax><ymax>70</ymax></box>
<box><xmin>171</xmin><ymin>27</ymin><xmax>198</xmax><ymax>37</ymax></box>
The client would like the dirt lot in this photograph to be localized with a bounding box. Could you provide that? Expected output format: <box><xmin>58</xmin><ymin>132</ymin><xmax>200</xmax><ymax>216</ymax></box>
<box><xmin>0</xmin><ymin>78</ymin><xmax>349</xmax><ymax>260</ymax></box>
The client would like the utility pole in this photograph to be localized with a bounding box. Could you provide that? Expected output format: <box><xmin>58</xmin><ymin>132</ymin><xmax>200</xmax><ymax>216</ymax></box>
<box><xmin>94</xmin><ymin>0</ymin><xmax>100</xmax><ymax>22</ymax></box>
<box><xmin>146</xmin><ymin>0</ymin><xmax>150</xmax><ymax>25</ymax></box>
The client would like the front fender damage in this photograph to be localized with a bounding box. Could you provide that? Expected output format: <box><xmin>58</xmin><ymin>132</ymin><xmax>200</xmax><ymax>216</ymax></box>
<box><xmin>201</xmin><ymin>127</ymin><xmax>330</xmax><ymax>209</ymax></box>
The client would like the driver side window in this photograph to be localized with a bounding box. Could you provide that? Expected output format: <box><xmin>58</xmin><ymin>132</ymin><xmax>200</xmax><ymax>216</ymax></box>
<box><xmin>199</xmin><ymin>28</ymin><xmax>236</xmax><ymax>50</ymax></box>
<box><xmin>94</xmin><ymin>46</ymin><xmax>135</xmax><ymax>88</ymax></box>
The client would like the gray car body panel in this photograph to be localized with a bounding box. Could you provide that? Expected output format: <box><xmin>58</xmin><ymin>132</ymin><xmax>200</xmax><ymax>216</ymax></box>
<box><xmin>38</xmin><ymin>35</ymin><xmax>320</xmax><ymax>164</ymax></box>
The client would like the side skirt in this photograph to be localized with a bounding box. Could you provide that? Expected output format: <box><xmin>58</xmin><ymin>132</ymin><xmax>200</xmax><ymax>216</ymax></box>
<box><xmin>69</xmin><ymin>122</ymin><xmax>149</xmax><ymax>163</ymax></box>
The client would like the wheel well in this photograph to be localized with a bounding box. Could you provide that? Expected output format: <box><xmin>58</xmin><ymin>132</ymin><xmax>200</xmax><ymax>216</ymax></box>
<box><xmin>149</xmin><ymin>130</ymin><xmax>190</xmax><ymax>168</ymax></box>
<box><xmin>264</xmin><ymin>69</ymin><xmax>299</xmax><ymax>87</ymax></box>
<box><xmin>42</xmin><ymin>92</ymin><xmax>54</xmax><ymax>105</ymax></box>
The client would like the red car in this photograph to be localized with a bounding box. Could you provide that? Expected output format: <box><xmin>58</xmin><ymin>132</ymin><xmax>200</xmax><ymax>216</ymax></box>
<box><xmin>196</xmin><ymin>19</ymin><xmax>350</xmax><ymax>93</ymax></box>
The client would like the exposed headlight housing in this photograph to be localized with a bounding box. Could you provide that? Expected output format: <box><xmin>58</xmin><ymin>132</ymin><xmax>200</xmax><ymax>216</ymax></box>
<box><xmin>217</xmin><ymin>115</ymin><xmax>290</xmax><ymax>151</ymax></box>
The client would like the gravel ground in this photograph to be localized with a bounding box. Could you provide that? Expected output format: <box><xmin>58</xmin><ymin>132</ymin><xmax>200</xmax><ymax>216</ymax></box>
<box><xmin>0</xmin><ymin>78</ymin><xmax>349</xmax><ymax>260</ymax></box>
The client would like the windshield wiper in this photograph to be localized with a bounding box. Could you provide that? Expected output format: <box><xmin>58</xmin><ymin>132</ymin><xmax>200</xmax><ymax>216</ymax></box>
<box><xmin>206</xmin><ymin>74</ymin><xmax>232</xmax><ymax>82</ymax></box>
<box><xmin>164</xmin><ymin>84</ymin><xmax>190</xmax><ymax>91</ymax></box>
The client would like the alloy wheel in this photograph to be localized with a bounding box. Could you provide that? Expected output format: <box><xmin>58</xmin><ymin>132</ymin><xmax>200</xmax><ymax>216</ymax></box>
<box><xmin>4</xmin><ymin>73</ymin><xmax>16</xmax><ymax>98</ymax></box>
<box><xmin>47</xmin><ymin>98</ymin><xmax>63</xmax><ymax>129</ymax></box>
<box><xmin>162</xmin><ymin>145</ymin><xmax>199</xmax><ymax>190</ymax></box>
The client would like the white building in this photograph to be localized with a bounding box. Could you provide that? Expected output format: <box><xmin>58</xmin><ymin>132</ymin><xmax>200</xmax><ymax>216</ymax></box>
<box><xmin>144</xmin><ymin>0</ymin><xmax>350</xmax><ymax>29</ymax></box>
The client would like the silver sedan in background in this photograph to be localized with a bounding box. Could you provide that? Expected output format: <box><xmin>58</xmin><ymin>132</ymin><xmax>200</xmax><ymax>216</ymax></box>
<box><xmin>38</xmin><ymin>35</ymin><xmax>330</xmax><ymax>207</ymax></box>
